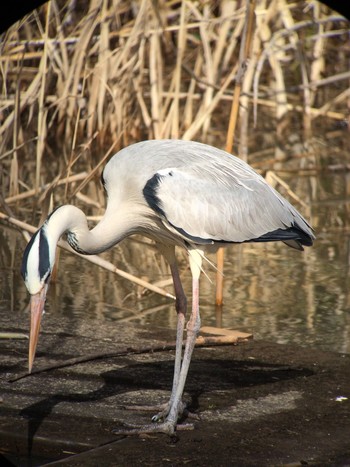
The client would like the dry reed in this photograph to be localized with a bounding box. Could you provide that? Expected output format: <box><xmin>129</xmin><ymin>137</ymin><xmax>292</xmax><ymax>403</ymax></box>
<box><xmin>0</xmin><ymin>0</ymin><xmax>349</xmax><ymax>295</ymax></box>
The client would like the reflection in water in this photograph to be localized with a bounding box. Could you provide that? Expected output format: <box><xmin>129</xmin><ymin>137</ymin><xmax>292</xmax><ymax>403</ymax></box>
<box><xmin>1</xmin><ymin>136</ymin><xmax>350</xmax><ymax>355</ymax></box>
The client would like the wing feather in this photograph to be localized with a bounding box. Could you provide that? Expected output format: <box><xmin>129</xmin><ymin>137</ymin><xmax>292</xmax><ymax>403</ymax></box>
<box><xmin>145</xmin><ymin>165</ymin><xmax>312</xmax><ymax>245</ymax></box>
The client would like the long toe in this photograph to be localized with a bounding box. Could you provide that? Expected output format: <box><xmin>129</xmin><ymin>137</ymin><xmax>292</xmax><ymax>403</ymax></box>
<box><xmin>151</xmin><ymin>399</ymin><xmax>188</xmax><ymax>423</ymax></box>
<box><xmin>112</xmin><ymin>419</ymin><xmax>194</xmax><ymax>436</ymax></box>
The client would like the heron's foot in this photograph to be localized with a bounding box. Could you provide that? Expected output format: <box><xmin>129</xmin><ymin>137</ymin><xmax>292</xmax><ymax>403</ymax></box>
<box><xmin>151</xmin><ymin>399</ymin><xmax>187</xmax><ymax>423</ymax></box>
<box><xmin>122</xmin><ymin>400</ymin><xmax>199</xmax><ymax>422</ymax></box>
<box><xmin>112</xmin><ymin>419</ymin><xmax>194</xmax><ymax>436</ymax></box>
<box><xmin>113</xmin><ymin>400</ymin><xmax>199</xmax><ymax>436</ymax></box>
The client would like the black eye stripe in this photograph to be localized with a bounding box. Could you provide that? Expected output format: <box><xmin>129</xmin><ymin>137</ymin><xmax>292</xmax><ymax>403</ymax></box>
<box><xmin>21</xmin><ymin>228</ymin><xmax>51</xmax><ymax>283</ymax></box>
<box><xmin>21</xmin><ymin>230</ymin><xmax>39</xmax><ymax>280</ymax></box>
<box><xmin>38</xmin><ymin>229</ymin><xmax>50</xmax><ymax>281</ymax></box>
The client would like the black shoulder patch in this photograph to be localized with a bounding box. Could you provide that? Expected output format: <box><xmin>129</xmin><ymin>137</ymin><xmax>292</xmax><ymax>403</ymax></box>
<box><xmin>143</xmin><ymin>172</ymin><xmax>214</xmax><ymax>245</ymax></box>
<box><xmin>143</xmin><ymin>173</ymin><xmax>166</xmax><ymax>217</ymax></box>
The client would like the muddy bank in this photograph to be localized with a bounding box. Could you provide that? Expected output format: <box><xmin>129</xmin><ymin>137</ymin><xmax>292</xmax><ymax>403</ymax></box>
<box><xmin>0</xmin><ymin>313</ymin><xmax>349</xmax><ymax>466</ymax></box>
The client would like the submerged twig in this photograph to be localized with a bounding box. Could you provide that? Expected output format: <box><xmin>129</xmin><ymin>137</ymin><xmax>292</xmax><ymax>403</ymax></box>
<box><xmin>9</xmin><ymin>331</ymin><xmax>252</xmax><ymax>383</ymax></box>
<box><xmin>0</xmin><ymin>332</ymin><xmax>28</xmax><ymax>339</ymax></box>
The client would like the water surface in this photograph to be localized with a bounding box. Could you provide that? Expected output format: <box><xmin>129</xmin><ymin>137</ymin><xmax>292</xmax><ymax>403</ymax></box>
<box><xmin>1</xmin><ymin>130</ymin><xmax>350</xmax><ymax>355</ymax></box>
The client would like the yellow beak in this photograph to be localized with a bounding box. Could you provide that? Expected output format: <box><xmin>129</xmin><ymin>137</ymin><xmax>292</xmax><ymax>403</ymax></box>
<box><xmin>28</xmin><ymin>286</ymin><xmax>47</xmax><ymax>373</ymax></box>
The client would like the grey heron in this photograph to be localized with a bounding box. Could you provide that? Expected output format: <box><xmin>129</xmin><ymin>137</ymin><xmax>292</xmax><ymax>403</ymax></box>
<box><xmin>21</xmin><ymin>139</ymin><xmax>315</xmax><ymax>435</ymax></box>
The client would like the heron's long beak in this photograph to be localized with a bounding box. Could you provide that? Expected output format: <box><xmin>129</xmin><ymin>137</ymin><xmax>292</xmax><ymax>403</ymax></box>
<box><xmin>29</xmin><ymin>285</ymin><xmax>47</xmax><ymax>373</ymax></box>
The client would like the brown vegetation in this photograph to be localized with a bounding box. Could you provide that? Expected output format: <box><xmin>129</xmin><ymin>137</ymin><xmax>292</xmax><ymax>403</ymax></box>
<box><xmin>0</xmin><ymin>0</ymin><xmax>349</xmax><ymax>294</ymax></box>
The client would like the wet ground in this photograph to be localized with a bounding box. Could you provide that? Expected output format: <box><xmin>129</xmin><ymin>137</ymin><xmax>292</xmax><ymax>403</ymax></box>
<box><xmin>1</xmin><ymin>309</ymin><xmax>350</xmax><ymax>467</ymax></box>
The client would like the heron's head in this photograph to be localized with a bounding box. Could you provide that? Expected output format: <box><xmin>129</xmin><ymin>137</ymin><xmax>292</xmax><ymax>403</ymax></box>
<box><xmin>21</xmin><ymin>226</ymin><xmax>54</xmax><ymax>373</ymax></box>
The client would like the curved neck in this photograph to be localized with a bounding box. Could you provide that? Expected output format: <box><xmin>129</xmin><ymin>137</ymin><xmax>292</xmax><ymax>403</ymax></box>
<box><xmin>45</xmin><ymin>205</ymin><xmax>131</xmax><ymax>255</ymax></box>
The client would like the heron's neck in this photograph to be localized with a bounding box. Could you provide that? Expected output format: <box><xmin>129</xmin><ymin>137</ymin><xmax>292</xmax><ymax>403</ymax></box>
<box><xmin>45</xmin><ymin>205</ymin><xmax>131</xmax><ymax>255</ymax></box>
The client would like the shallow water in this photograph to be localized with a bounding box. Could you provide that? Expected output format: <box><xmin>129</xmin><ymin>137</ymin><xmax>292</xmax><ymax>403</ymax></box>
<box><xmin>1</xmin><ymin>131</ymin><xmax>350</xmax><ymax>355</ymax></box>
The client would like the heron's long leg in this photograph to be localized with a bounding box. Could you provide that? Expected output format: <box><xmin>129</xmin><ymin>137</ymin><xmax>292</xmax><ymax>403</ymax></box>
<box><xmin>123</xmin><ymin>254</ymin><xmax>190</xmax><ymax>423</ymax></box>
<box><xmin>164</xmin><ymin>249</ymin><xmax>202</xmax><ymax>427</ymax></box>
<box><xmin>112</xmin><ymin>248</ymin><xmax>202</xmax><ymax>436</ymax></box>
<box><xmin>151</xmin><ymin>248</ymin><xmax>187</xmax><ymax>422</ymax></box>
<box><xmin>167</xmin><ymin>261</ymin><xmax>187</xmax><ymax>400</ymax></box>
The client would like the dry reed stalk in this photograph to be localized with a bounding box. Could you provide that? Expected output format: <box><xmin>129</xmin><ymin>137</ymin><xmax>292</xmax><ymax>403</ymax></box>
<box><xmin>103</xmin><ymin>0</ymin><xmax>148</xmax><ymax>143</ymax></box>
<box><xmin>64</xmin><ymin>71</ymin><xmax>88</xmax><ymax>200</ymax></box>
<box><xmin>265</xmin><ymin>171</ymin><xmax>308</xmax><ymax>209</ymax></box>
<box><xmin>216</xmin><ymin>0</ymin><xmax>256</xmax><ymax>307</ymax></box>
<box><xmin>171</xmin><ymin>0</ymin><xmax>186</xmax><ymax>139</ymax></box>
<box><xmin>9</xmin><ymin>154</ymin><xmax>18</xmax><ymax>199</ymax></box>
<box><xmin>9</xmin><ymin>60</ymin><xmax>21</xmax><ymax>200</ymax></box>
<box><xmin>308</xmin><ymin>2</ymin><xmax>326</xmax><ymax>108</ymax></box>
<box><xmin>85</xmin><ymin>2</ymin><xmax>108</xmax><ymax>139</ymax></box>
<box><xmin>1</xmin><ymin>0</ymin><xmax>346</xmax><ymax>166</ymax></box>
<box><xmin>298</xmin><ymin>43</ymin><xmax>312</xmax><ymax>135</ymax></box>
<box><xmin>70</xmin><ymin>137</ymin><xmax>122</xmax><ymax>199</ymax></box>
<box><xmin>59</xmin><ymin>2</ymin><xmax>101</xmax><ymax>142</ymax></box>
<box><xmin>51</xmin><ymin>1</ymin><xmax>69</xmax><ymax>79</ymax></box>
<box><xmin>212</xmin><ymin>2</ymin><xmax>242</xmax><ymax>74</ymax></box>
<box><xmin>299</xmin><ymin>70</ymin><xmax>350</xmax><ymax>91</ymax></box>
<box><xmin>253</xmin><ymin>9</ymin><xmax>346</xmax><ymax>131</ymax></box>
<box><xmin>183</xmin><ymin>53</ymin><xmax>202</xmax><ymax>130</ymax></box>
<box><xmin>0</xmin><ymin>138</ymin><xmax>38</xmax><ymax>161</ymax></box>
<box><xmin>189</xmin><ymin>3</ymin><xmax>215</xmax><ymax>138</ymax></box>
<box><xmin>200</xmin><ymin>326</ymin><xmax>252</xmax><ymax>340</ymax></box>
<box><xmin>98</xmin><ymin>0</ymin><xmax>110</xmax><ymax>133</ymax></box>
<box><xmin>234</xmin><ymin>0</ymin><xmax>256</xmax><ymax>157</ymax></box>
<box><xmin>303</xmin><ymin>4</ymin><xmax>329</xmax><ymax>133</ymax></box>
<box><xmin>35</xmin><ymin>2</ymin><xmax>51</xmax><ymax>193</ymax></box>
<box><xmin>75</xmin><ymin>191</ymin><xmax>102</xmax><ymax>209</ymax></box>
<box><xmin>182</xmin><ymin>66</ymin><xmax>237</xmax><ymax>141</ymax></box>
<box><xmin>0</xmin><ymin>71</ymin><xmax>42</xmax><ymax>139</ymax></box>
<box><xmin>313</xmin><ymin>88</ymin><xmax>350</xmax><ymax>119</ymax></box>
<box><xmin>254</xmin><ymin>97</ymin><xmax>346</xmax><ymax>120</ymax></box>
<box><xmin>4</xmin><ymin>172</ymin><xmax>88</xmax><ymax>204</ymax></box>
<box><xmin>1</xmin><ymin>0</ymin><xmax>349</xmax><ymax>302</ymax></box>
<box><xmin>275</xmin><ymin>0</ymin><xmax>298</xmax><ymax>116</ymax></box>
<box><xmin>133</xmin><ymin>70</ymin><xmax>153</xmax><ymax>132</ymax></box>
<box><xmin>149</xmin><ymin>32</ymin><xmax>160</xmax><ymax>138</ymax></box>
<box><xmin>252</xmin><ymin>0</ymin><xmax>290</xmax><ymax>132</ymax></box>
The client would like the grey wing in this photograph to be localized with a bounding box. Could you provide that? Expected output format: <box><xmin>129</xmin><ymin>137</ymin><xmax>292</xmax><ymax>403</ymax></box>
<box><xmin>143</xmin><ymin>166</ymin><xmax>314</xmax><ymax>247</ymax></box>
